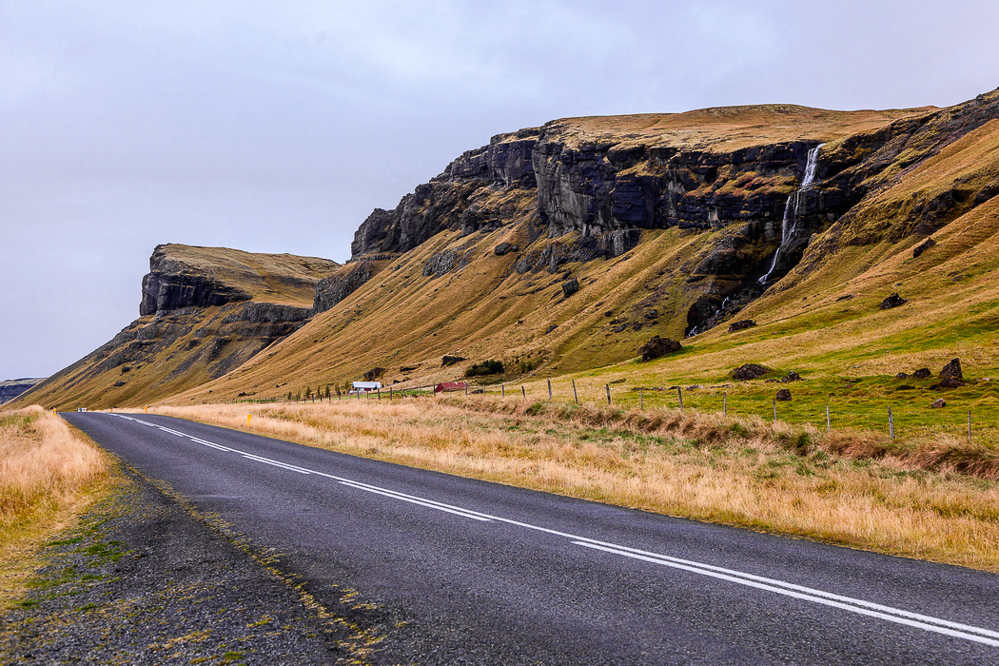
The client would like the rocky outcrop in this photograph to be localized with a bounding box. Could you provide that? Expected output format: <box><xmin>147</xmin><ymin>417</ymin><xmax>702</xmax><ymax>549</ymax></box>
<box><xmin>532</xmin><ymin>133</ymin><xmax>822</xmax><ymax>237</ymax></box>
<box><xmin>350</xmin><ymin>130</ymin><xmax>540</xmax><ymax>258</ymax></box>
<box><xmin>940</xmin><ymin>358</ymin><xmax>963</xmax><ymax>379</ymax></box>
<box><xmin>732</xmin><ymin>363</ymin><xmax>771</xmax><ymax>380</ymax></box>
<box><xmin>222</xmin><ymin>303</ymin><xmax>313</xmax><ymax>324</ymax></box>
<box><xmin>639</xmin><ymin>336</ymin><xmax>681</xmax><ymax>361</ymax></box>
<box><xmin>423</xmin><ymin>248</ymin><xmax>474</xmax><ymax>278</ymax></box>
<box><xmin>728</xmin><ymin>320</ymin><xmax>757</xmax><ymax>332</ymax></box>
<box><xmin>139</xmin><ymin>244</ymin><xmax>336</xmax><ymax>316</ymax></box>
<box><xmin>313</xmin><ymin>262</ymin><xmax>374</xmax><ymax>313</ymax></box>
<box><xmin>140</xmin><ymin>261</ymin><xmax>250</xmax><ymax>316</ymax></box>
<box><xmin>880</xmin><ymin>293</ymin><xmax>908</xmax><ymax>310</ymax></box>
<box><xmin>22</xmin><ymin>244</ymin><xmax>336</xmax><ymax>409</ymax></box>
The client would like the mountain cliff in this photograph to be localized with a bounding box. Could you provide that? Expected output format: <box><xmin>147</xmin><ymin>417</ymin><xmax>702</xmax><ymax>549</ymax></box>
<box><xmin>17</xmin><ymin>87</ymin><xmax>999</xmax><ymax>409</ymax></box>
<box><xmin>171</xmin><ymin>91</ymin><xmax>999</xmax><ymax>403</ymax></box>
<box><xmin>18</xmin><ymin>245</ymin><xmax>338</xmax><ymax>410</ymax></box>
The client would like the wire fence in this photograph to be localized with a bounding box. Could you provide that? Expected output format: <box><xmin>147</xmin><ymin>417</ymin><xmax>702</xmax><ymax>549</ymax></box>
<box><xmin>268</xmin><ymin>378</ymin><xmax>998</xmax><ymax>445</ymax></box>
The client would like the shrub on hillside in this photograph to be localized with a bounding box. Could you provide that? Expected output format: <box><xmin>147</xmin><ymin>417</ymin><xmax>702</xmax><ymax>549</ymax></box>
<box><xmin>465</xmin><ymin>360</ymin><xmax>505</xmax><ymax>377</ymax></box>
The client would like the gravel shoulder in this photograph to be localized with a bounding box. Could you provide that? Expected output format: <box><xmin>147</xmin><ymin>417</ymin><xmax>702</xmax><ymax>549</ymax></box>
<box><xmin>0</xmin><ymin>465</ymin><xmax>380</xmax><ymax>665</ymax></box>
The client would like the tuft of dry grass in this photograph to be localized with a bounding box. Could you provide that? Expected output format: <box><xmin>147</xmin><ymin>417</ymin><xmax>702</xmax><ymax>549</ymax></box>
<box><xmin>146</xmin><ymin>398</ymin><xmax>999</xmax><ymax>572</ymax></box>
<box><xmin>0</xmin><ymin>406</ymin><xmax>111</xmax><ymax>609</ymax></box>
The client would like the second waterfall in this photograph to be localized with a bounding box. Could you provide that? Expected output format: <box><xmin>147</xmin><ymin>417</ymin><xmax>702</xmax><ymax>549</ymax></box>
<box><xmin>759</xmin><ymin>143</ymin><xmax>825</xmax><ymax>284</ymax></box>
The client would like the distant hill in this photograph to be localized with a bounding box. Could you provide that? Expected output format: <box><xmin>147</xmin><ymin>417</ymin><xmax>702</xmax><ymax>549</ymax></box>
<box><xmin>16</xmin><ymin>88</ymin><xmax>999</xmax><ymax>408</ymax></box>
<box><xmin>0</xmin><ymin>378</ymin><xmax>46</xmax><ymax>405</ymax></box>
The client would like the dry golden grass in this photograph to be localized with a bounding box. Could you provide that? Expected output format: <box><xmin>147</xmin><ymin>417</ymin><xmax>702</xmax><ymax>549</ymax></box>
<box><xmin>0</xmin><ymin>407</ymin><xmax>111</xmax><ymax>610</ymax></box>
<box><xmin>145</xmin><ymin>398</ymin><xmax>999</xmax><ymax>572</ymax></box>
<box><xmin>551</xmin><ymin>105</ymin><xmax>932</xmax><ymax>152</ymax></box>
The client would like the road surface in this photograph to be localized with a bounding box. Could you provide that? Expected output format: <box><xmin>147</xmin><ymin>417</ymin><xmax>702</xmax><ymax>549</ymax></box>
<box><xmin>64</xmin><ymin>411</ymin><xmax>999</xmax><ymax>664</ymax></box>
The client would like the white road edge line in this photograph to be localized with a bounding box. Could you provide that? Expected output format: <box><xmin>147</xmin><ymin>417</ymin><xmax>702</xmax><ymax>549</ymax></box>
<box><xmin>573</xmin><ymin>542</ymin><xmax>999</xmax><ymax>647</ymax></box>
<box><xmin>106</xmin><ymin>412</ymin><xmax>999</xmax><ymax>646</ymax></box>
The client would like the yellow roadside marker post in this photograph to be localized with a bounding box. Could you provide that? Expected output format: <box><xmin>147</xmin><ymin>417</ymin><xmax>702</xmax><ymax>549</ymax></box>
<box><xmin>247</xmin><ymin>413</ymin><xmax>252</xmax><ymax>427</ymax></box>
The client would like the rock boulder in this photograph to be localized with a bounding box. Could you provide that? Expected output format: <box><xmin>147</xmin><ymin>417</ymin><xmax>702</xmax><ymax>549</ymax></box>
<box><xmin>728</xmin><ymin>320</ymin><xmax>757</xmax><ymax>333</ymax></box>
<box><xmin>880</xmin><ymin>293</ymin><xmax>908</xmax><ymax>310</ymax></box>
<box><xmin>940</xmin><ymin>358</ymin><xmax>963</xmax><ymax>379</ymax></box>
<box><xmin>732</xmin><ymin>363</ymin><xmax>771</xmax><ymax>381</ymax></box>
<box><xmin>639</xmin><ymin>336</ymin><xmax>682</xmax><ymax>362</ymax></box>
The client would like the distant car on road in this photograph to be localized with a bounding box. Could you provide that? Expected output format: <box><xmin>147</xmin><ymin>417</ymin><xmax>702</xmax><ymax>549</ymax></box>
<box><xmin>77</xmin><ymin>407</ymin><xmax>87</xmax><ymax>412</ymax></box>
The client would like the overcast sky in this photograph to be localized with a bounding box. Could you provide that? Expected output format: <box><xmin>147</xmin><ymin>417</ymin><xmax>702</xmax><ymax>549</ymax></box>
<box><xmin>1</xmin><ymin>0</ymin><xmax>997</xmax><ymax>381</ymax></box>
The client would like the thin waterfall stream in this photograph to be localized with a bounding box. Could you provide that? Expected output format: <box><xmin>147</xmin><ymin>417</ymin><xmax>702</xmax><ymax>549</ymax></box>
<box><xmin>759</xmin><ymin>143</ymin><xmax>825</xmax><ymax>284</ymax></box>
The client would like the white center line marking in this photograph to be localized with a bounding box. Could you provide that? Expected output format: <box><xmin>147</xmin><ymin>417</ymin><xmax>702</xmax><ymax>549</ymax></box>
<box><xmin>107</xmin><ymin>413</ymin><xmax>999</xmax><ymax>647</ymax></box>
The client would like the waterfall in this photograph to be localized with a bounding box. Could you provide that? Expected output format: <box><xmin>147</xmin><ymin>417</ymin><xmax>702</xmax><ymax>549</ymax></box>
<box><xmin>759</xmin><ymin>144</ymin><xmax>824</xmax><ymax>284</ymax></box>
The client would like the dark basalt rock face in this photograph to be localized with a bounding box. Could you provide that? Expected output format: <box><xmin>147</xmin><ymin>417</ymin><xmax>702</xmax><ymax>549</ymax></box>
<box><xmin>350</xmin><ymin>129</ymin><xmax>540</xmax><ymax>258</ymax></box>
<box><xmin>222</xmin><ymin>303</ymin><xmax>313</xmax><ymax>324</ymax></box>
<box><xmin>533</xmin><ymin>135</ymin><xmax>823</xmax><ymax>237</ymax></box>
<box><xmin>140</xmin><ymin>247</ymin><xmax>251</xmax><ymax>316</ymax></box>
<box><xmin>314</xmin><ymin>262</ymin><xmax>374</xmax><ymax>314</ymax></box>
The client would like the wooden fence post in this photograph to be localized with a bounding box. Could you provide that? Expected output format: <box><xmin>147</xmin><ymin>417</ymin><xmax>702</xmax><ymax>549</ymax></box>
<box><xmin>677</xmin><ymin>387</ymin><xmax>683</xmax><ymax>413</ymax></box>
<box><xmin>888</xmin><ymin>406</ymin><xmax>895</xmax><ymax>439</ymax></box>
<box><xmin>606</xmin><ymin>384</ymin><xmax>611</xmax><ymax>406</ymax></box>
<box><xmin>547</xmin><ymin>379</ymin><xmax>552</xmax><ymax>401</ymax></box>
<box><xmin>501</xmin><ymin>384</ymin><xmax>505</xmax><ymax>398</ymax></box>
<box><xmin>521</xmin><ymin>386</ymin><xmax>526</xmax><ymax>398</ymax></box>
<box><xmin>640</xmin><ymin>388</ymin><xmax>644</xmax><ymax>411</ymax></box>
<box><xmin>968</xmin><ymin>410</ymin><xmax>972</xmax><ymax>444</ymax></box>
<box><xmin>723</xmin><ymin>392</ymin><xmax>727</xmax><ymax>416</ymax></box>
<box><xmin>572</xmin><ymin>379</ymin><xmax>578</xmax><ymax>405</ymax></box>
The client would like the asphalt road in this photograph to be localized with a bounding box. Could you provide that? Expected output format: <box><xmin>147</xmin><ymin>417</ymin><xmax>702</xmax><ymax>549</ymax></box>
<box><xmin>64</xmin><ymin>411</ymin><xmax>999</xmax><ymax>664</ymax></box>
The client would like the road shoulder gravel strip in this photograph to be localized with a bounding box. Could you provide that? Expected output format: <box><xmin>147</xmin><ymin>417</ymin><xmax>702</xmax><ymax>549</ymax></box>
<box><xmin>0</xmin><ymin>465</ymin><xmax>378</xmax><ymax>665</ymax></box>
